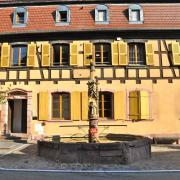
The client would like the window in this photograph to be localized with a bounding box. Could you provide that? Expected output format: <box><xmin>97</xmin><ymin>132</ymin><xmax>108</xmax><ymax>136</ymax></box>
<box><xmin>129</xmin><ymin>4</ymin><xmax>143</xmax><ymax>24</ymax></box>
<box><xmin>52</xmin><ymin>44</ymin><xmax>69</xmax><ymax>66</ymax></box>
<box><xmin>94</xmin><ymin>43</ymin><xmax>111</xmax><ymax>65</ymax></box>
<box><xmin>56</xmin><ymin>5</ymin><xmax>70</xmax><ymax>25</ymax></box>
<box><xmin>99</xmin><ymin>92</ymin><xmax>113</xmax><ymax>119</ymax></box>
<box><xmin>128</xmin><ymin>43</ymin><xmax>146</xmax><ymax>65</ymax></box>
<box><xmin>13</xmin><ymin>7</ymin><xmax>27</xmax><ymax>27</ymax></box>
<box><xmin>129</xmin><ymin>91</ymin><xmax>150</xmax><ymax>120</ymax></box>
<box><xmin>12</xmin><ymin>45</ymin><xmax>27</xmax><ymax>66</ymax></box>
<box><xmin>52</xmin><ymin>93</ymin><xmax>70</xmax><ymax>120</ymax></box>
<box><xmin>131</xmin><ymin>10</ymin><xmax>140</xmax><ymax>21</ymax></box>
<box><xmin>95</xmin><ymin>5</ymin><xmax>109</xmax><ymax>24</ymax></box>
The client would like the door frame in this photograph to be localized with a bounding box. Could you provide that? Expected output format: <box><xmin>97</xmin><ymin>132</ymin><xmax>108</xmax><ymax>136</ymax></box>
<box><xmin>6</xmin><ymin>88</ymin><xmax>32</xmax><ymax>138</ymax></box>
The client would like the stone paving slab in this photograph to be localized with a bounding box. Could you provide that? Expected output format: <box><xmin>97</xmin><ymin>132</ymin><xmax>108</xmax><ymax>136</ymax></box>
<box><xmin>0</xmin><ymin>140</ymin><xmax>179</xmax><ymax>170</ymax></box>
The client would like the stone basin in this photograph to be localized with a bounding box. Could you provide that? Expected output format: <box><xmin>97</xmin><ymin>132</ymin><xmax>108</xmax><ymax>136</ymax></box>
<box><xmin>38</xmin><ymin>135</ymin><xmax>151</xmax><ymax>165</ymax></box>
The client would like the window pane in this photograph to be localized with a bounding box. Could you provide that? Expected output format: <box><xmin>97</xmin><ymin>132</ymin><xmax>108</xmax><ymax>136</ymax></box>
<box><xmin>20</xmin><ymin>46</ymin><xmax>27</xmax><ymax>66</ymax></box>
<box><xmin>59</xmin><ymin>11</ymin><xmax>67</xmax><ymax>22</ymax></box>
<box><xmin>131</xmin><ymin>10</ymin><xmax>140</xmax><ymax>21</ymax></box>
<box><xmin>95</xmin><ymin>44</ymin><xmax>111</xmax><ymax>64</ymax></box>
<box><xmin>129</xmin><ymin>44</ymin><xmax>135</xmax><ymax>64</ymax></box>
<box><xmin>62</xmin><ymin>93</ymin><xmax>70</xmax><ymax>120</ymax></box>
<box><xmin>53</xmin><ymin>45</ymin><xmax>60</xmax><ymax>65</ymax></box>
<box><xmin>52</xmin><ymin>94</ymin><xmax>60</xmax><ymax>118</ymax></box>
<box><xmin>17</xmin><ymin>12</ymin><xmax>25</xmax><ymax>24</ymax></box>
<box><xmin>95</xmin><ymin>44</ymin><xmax>101</xmax><ymax>64</ymax></box>
<box><xmin>129</xmin><ymin>43</ymin><xmax>145</xmax><ymax>65</ymax></box>
<box><xmin>61</xmin><ymin>44</ymin><xmax>69</xmax><ymax>65</ymax></box>
<box><xmin>98</xmin><ymin>10</ymin><xmax>107</xmax><ymax>22</ymax></box>
<box><xmin>99</xmin><ymin>92</ymin><xmax>112</xmax><ymax>118</ymax></box>
<box><xmin>137</xmin><ymin>44</ymin><xmax>146</xmax><ymax>65</ymax></box>
<box><xmin>12</xmin><ymin>47</ymin><xmax>19</xmax><ymax>66</ymax></box>
<box><xmin>103</xmin><ymin>44</ymin><xmax>111</xmax><ymax>64</ymax></box>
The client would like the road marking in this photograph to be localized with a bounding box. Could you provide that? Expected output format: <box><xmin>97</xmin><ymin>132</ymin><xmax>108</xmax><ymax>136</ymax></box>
<box><xmin>0</xmin><ymin>168</ymin><xmax>180</xmax><ymax>173</ymax></box>
<box><xmin>0</xmin><ymin>144</ymin><xmax>28</xmax><ymax>158</ymax></box>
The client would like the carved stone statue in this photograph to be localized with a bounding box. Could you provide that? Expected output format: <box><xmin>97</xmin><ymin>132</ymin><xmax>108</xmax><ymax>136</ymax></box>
<box><xmin>87</xmin><ymin>61</ymin><xmax>99</xmax><ymax>143</ymax></box>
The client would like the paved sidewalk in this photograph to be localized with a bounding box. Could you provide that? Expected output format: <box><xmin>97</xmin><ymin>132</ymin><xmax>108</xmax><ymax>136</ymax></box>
<box><xmin>0</xmin><ymin>141</ymin><xmax>179</xmax><ymax>170</ymax></box>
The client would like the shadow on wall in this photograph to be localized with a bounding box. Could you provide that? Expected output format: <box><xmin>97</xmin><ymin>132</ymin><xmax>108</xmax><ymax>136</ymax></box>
<box><xmin>105</xmin><ymin>133</ymin><xmax>148</xmax><ymax>142</ymax></box>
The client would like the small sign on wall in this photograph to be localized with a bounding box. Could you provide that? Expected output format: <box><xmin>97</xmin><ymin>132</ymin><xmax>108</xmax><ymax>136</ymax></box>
<box><xmin>35</xmin><ymin>123</ymin><xmax>44</xmax><ymax>135</ymax></box>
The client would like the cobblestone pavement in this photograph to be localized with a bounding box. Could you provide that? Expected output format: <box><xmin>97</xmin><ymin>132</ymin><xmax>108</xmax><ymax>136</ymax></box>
<box><xmin>0</xmin><ymin>140</ymin><xmax>180</xmax><ymax>170</ymax></box>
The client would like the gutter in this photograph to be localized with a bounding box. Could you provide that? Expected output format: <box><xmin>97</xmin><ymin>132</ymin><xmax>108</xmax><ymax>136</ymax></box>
<box><xmin>0</xmin><ymin>168</ymin><xmax>180</xmax><ymax>173</ymax></box>
<box><xmin>0</xmin><ymin>28</ymin><xmax>180</xmax><ymax>36</ymax></box>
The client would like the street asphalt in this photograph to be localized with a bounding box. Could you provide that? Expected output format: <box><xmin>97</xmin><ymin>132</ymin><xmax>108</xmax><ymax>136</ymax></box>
<box><xmin>0</xmin><ymin>171</ymin><xmax>180</xmax><ymax>180</ymax></box>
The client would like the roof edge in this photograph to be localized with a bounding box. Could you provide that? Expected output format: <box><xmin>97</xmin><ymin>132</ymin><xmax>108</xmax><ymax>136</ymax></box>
<box><xmin>0</xmin><ymin>0</ymin><xmax>180</xmax><ymax>7</ymax></box>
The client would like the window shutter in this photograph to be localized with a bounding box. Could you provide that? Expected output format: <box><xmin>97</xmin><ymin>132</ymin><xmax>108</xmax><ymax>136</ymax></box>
<box><xmin>140</xmin><ymin>91</ymin><xmax>150</xmax><ymax>120</ymax></box>
<box><xmin>129</xmin><ymin>91</ymin><xmax>139</xmax><ymax>120</ymax></box>
<box><xmin>81</xmin><ymin>91</ymin><xmax>88</xmax><ymax>120</ymax></box>
<box><xmin>114</xmin><ymin>91</ymin><xmax>126</xmax><ymax>120</ymax></box>
<box><xmin>140</xmin><ymin>9</ymin><xmax>144</xmax><ymax>22</ymax></box>
<box><xmin>128</xmin><ymin>8</ymin><xmax>132</xmax><ymax>22</ymax></box>
<box><xmin>111</xmin><ymin>42</ymin><xmax>119</xmax><ymax>65</ymax></box>
<box><xmin>95</xmin><ymin>8</ymin><xmax>98</xmax><ymax>22</ymax></box>
<box><xmin>118</xmin><ymin>41</ymin><xmax>128</xmax><ymax>65</ymax></box>
<box><xmin>1</xmin><ymin>43</ymin><xmax>10</xmax><ymax>67</ymax></box>
<box><xmin>71</xmin><ymin>91</ymin><xmax>81</xmax><ymax>120</ymax></box>
<box><xmin>170</xmin><ymin>42</ymin><xmax>180</xmax><ymax>65</ymax></box>
<box><xmin>38</xmin><ymin>91</ymin><xmax>49</xmax><ymax>121</ymax></box>
<box><xmin>84</xmin><ymin>43</ymin><xmax>92</xmax><ymax>66</ymax></box>
<box><xmin>70</xmin><ymin>43</ymin><xmax>78</xmax><ymax>66</ymax></box>
<box><xmin>145</xmin><ymin>42</ymin><xmax>154</xmax><ymax>65</ymax></box>
<box><xmin>27</xmin><ymin>43</ymin><xmax>36</xmax><ymax>67</ymax></box>
<box><xmin>41</xmin><ymin>43</ymin><xmax>50</xmax><ymax>66</ymax></box>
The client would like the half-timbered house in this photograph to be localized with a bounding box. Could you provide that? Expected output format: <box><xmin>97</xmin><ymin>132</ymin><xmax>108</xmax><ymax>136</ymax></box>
<box><xmin>0</xmin><ymin>0</ymin><xmax>179</xmax><ymax>141</ymax></box>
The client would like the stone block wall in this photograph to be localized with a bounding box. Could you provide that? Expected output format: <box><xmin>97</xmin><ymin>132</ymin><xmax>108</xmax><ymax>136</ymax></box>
<box><xmin>38</xmin><ymin>139</ymin><xmax>151</xmax><ymax>164</ymax></box>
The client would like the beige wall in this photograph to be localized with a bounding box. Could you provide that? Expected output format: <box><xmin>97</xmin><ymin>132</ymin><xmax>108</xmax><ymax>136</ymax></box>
<box><xmin>0</xmin><ymin>79</ymin><xmax>180</xmax><ymax>139</ymax></box>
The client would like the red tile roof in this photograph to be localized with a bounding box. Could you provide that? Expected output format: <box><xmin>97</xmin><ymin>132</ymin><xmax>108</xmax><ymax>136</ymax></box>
<box><xmin>0</xmin><ymin>4</ymin><xmax>180</xmax><ymax>35</ymax></box>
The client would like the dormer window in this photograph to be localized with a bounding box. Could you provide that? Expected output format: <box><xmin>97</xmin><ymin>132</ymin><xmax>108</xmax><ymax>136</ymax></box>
<box><xmin>129</xmin><ymin>4</ymin><xmax>143</xmax><ymax>24</ymax></box>
<box><xmin>13</xmin><ymin>7</ymin><xmax>27</xmax><ymax>27</ymax></box>
<box><xmin>56</xmin><ymin>5</ymin><xmax>70</xmax><ymax>25</ymax></box>
<box><xmin>95</xmin><ymin>5</ymin><xmax>109</xmax><ymax>24</ymax></box>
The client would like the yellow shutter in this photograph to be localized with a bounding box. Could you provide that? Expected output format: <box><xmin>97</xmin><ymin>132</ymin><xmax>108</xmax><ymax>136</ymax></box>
<box><xmin>39</xmin><ymin>91</ymin><xmax>49</xmax><ymax>121</ymax></box>
<box><xmin>81</xmin><ymin>91</ymin><xmax>88</xmax><ymax>120</ymax></box>
<box><xmin>129</xmin><ymin>91</ymin><xmax>139</xmax><ymax>120</ymax></box>
<box><xmin>84</xmin><ymin>43</ymin><xmax>92</xmax><ymax>66</ymax></box>
<box><xmin>140</xmin><ymin>91</ymin><xmax>150</xmax><ymax>119</ymax></box>
<box><xmin>114</xmin><ymin>91</ymin><xmax>126</xmax><ymax>120</ymax></box>
<box><xmin>71</xmin><ymin>92</ymin><xmax>81</xmax><ymax>120</ymax></box>
<box><xmin>27</xmin><ymin>43</ymin><xmax>36</xmax><ymax>67</ymax></box>
<box><xmin>145</xmin><ymin>42</ymin><xmax>154</xmax><ymax>65</ymax></box>
<box><xmin>41</xmin><ymin>43</ymin><xmax>50</xmax><ymax>66</ymax></box>
<box><xmin>1</xmin><ymin>43</ymin><xmax>10</xmax><ymax>67</ymax></box>
<box><xmin>118</xmin><ymin>41</ymin><xmax>128</xmax><ymax>65</ymax></box>
<box><xmin>111</xmin><ymin>42</ymin><xmax>119</xmax><ymax>65</ymax></box>
<box><xmin>170</xmin><ymin>42</ymin><xmax>180</xmax><ymax>65</ymax></box>
<box><xmin>70</xmin><ymin>43</ymin><xmax>78</xmax><ymax>66</ymax></box>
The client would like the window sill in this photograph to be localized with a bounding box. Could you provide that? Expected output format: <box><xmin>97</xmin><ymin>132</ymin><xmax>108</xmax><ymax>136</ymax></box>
<box><xmin>6</xmin><ymin>66</ymin><xmax>28</xmax><ymax>69</ymax></box>
<box><xmin>51</xmin><ymin>64</ymin><xmax>69</xmax><ymax>67</ymax></box>
<box><xmin>45</xmin><ymin>119</ymin><xmax>73</xmax><ymax>122</ymax></box>
<box><xmin>55</xmin><ymin>22</ymin><xmax>70</xmax><ymax>26</ymax></box>
<box><xmin>127</xmin><ymin>65</ymin><xmax>148</xmax><ymax>69</ymax></box>
<box><xmin>128</xmin><ymin>21</ymin><xmax>144</xmax><ymax>24</ymax></box>
<box><xmin>125</xmin><ymin>119</ymin><xmax>154</xmax><ymax>122</ymax></box>
<box><xmin>95</xmin><ymin>21</ymin><xmax>109</xmax><ymax>25</ymax></box>
<box><xmin>13</xmin><ymin>23</ymin><xmax>27</xmax><ymax>28</ymax></box>
<box><xmin>95</xmin><ymin>64</ymin><xmax>111</xmax><ymax>67</ymax></box>
<box><xmin>98</xmin><ymin>118</ymin><xmax>115</xmax><ymax>121</ymax></box>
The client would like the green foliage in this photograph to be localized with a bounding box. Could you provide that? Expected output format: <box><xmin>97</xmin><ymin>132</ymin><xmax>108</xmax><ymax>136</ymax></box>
<box><xmin>0</xmin><ymin>86</ymin><xmax>10</xmax><ymax>104</ymax></box>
